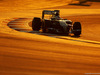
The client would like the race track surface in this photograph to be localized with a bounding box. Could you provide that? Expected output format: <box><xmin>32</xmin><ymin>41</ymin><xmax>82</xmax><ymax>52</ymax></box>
<box><xmin>0</xmin><ymin>0</ymin><xmax>100</xmax><ymax>75</ymax></box>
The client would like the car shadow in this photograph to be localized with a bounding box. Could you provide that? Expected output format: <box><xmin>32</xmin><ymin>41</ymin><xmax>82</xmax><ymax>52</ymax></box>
<box><xmin>28</xmin><ymin>31</ymin><xmax>81</xmax><ymax>38</ymax></box>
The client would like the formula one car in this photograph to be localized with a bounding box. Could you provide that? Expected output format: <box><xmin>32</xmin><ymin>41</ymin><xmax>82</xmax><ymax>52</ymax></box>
<box><xmin>32</xmin><ymin>10</ymin><xmax>81</xmax><ymax>36</ymax></box>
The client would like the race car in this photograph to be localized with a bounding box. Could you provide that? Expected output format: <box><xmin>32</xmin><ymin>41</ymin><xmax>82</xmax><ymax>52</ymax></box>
<box><xmin>32</xmin><ymin>10</ymin><xmax>81</xmax><ymax>36</ymax></box>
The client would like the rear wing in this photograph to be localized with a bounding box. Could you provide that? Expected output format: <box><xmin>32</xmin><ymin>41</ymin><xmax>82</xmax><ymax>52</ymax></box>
<box><xmin>42</xmin><ymin>10</ymin><xmax>60</xmax><ymax>19</ymax></box>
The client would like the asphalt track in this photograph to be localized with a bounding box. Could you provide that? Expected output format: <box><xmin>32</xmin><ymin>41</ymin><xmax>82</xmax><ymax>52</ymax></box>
<box><xmin>1</xmin><ymin>17</ymin><xmax>100</xmax><ymax>75</ymax></box>
<box><xmin>1</xmin><ymin>14</ymin><xmax>100</xmax><ymax>75</ymax></box>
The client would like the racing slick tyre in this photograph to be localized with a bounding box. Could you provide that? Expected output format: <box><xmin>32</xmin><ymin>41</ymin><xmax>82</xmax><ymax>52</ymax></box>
<box><xmin>32</xmin><ymin>17</ymin><xmax>41</xmax><ymax>31</ymax></box>
<box><xmin>73</xmin><ymin>22</ymin><xmax>81</xmax><ymax>36</ymax></box>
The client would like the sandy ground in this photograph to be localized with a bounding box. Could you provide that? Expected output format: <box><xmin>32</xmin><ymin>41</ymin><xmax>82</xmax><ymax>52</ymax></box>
<box><xmin>0</xmin><ymin>0</ymin><xmax>100</xmax><ymax>75</ymax></box>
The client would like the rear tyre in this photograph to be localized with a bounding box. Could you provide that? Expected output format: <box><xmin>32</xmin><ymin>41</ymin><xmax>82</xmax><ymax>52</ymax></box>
<box><xmin>73</xmin><ymin>22</ymin><xmax>81</xmax><ymax>36</ymax></box>
<box><xmin>32</xmin><ymin>17</ymin><xmax>41</xmax><ymax>31</ymax></box>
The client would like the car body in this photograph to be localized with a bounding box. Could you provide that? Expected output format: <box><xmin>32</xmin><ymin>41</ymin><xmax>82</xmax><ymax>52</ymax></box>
<box><xmin>32</xmin><ymin>10</ymin><xmax>81</xmax><ymax>36</ymax></box>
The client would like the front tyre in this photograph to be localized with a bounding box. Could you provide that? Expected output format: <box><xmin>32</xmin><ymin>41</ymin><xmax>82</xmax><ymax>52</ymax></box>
<box><xmin>73</xmin><ymin>22</ymin><xmax>81</xmax><ymax>36</ymax></box>
<box><xmin>32</xmin><ymin>17</ymin><xmax>41</xmax><ymax>31</ymax></box>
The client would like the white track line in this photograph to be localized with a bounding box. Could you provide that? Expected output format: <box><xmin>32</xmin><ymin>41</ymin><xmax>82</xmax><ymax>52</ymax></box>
<box><xmin>8</xmin><ymin>25</ymin><xmax>25</xmax><ymax>26</ymax></box>
<box><xmin>12</xmin><ymin>28</ymin><xmax>32</xmax><ymax>29</ymax></box>
<box><xmin>31</xmin><ymin>32</ymin><xmax>100</xmax><ymax>44</ymax></box>
<box><xmin>9</xmin><ymin>21</ymin><xmax>31</xmax><ymax>23</ymax></box>
<box><xmin>8</xmin><ymin>22</ymin><xmax>25</xmax><ymax>24</ymax></box>
<box><xmin>54</xmin><ymin>36</ymin><xmax>100</xmax><ymax>44</ymax></box>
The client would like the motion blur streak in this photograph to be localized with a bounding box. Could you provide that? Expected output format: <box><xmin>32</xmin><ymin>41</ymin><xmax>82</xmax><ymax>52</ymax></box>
<box><xmin>0</xmin><ymin>0</ymin><xmax>100</xmax><ymax>75</ymax></box>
